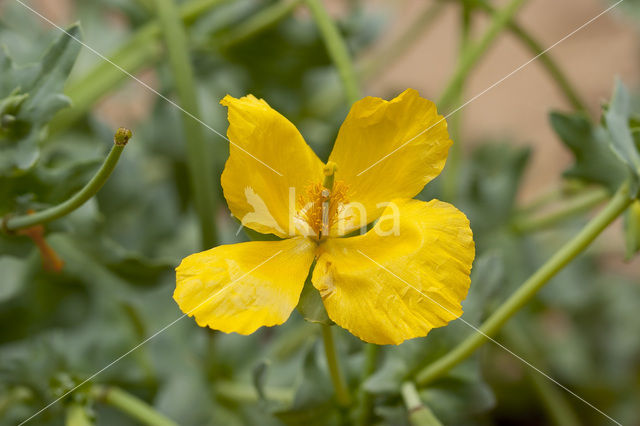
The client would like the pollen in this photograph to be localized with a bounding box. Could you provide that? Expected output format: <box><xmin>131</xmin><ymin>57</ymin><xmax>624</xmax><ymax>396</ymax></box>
<box><xmin>296</xmin><ymin>180</ymin><xmax>349</xmax><ymax>239</ymax></box>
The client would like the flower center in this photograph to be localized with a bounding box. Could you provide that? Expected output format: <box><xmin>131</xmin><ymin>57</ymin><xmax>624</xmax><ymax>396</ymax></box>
<box><xmin>296</xmin><ymin>162</ymin><xmax>349</xmax><ymax>239</ymax></box>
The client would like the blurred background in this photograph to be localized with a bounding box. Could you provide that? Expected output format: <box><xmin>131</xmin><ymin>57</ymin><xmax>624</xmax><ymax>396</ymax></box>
<box><xmin>1</xmin><ymin>0</ymin><xmax>639</xmax><ymax>425</ymax></box>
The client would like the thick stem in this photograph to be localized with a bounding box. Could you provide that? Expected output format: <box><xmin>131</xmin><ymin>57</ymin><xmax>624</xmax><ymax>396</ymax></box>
<box><xmin>305</xmin><ymin>0</ymin><xmax>362</xmax><ymax>104</ymax></box>
<box><xmin>65</xmin><ymin>403</ymin><xmax>93</xmax><ymax>426</ymax></box>
<box><xmin>154</xmin><ymin>0</ymin><xmax>218</xmax><ymax>249</ymax></box>
<box><xmin>512</xmin><ymin>187</ymin><xmax>609</xmax><ymax>234</ymax></box>
<box><xmin>92</xmin><ymin>386</ymin><xmax>177</xmax><ymax>426</ymax></box>
<box><xmin>401</xmin><ymin>382</ymin><xmax>443</xmax><ymax>426</ymax></box>
<box><xmin>415</xmin><ymin>182</ymin><xmax>633</xmax><ymax>386</ymax></box>
<box><xmin>438</xmin><ymin>0</ymin><xmax>528</xmax><ymax>110</ymax></box>
<box><xmin>3</xmin><ymin>129</ymin><xmax>131</xmax><ymax>232</ymax></box>
<box><xmin>321</xmin><ymin>325</ymin><xmax>352</xmax><ymax>407</ymax></box>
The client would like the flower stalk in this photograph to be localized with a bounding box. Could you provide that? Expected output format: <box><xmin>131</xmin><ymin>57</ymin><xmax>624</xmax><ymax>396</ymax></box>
<box><xmin>415</xmin><ymin>181</ymin><xmax>633</xmax><ymax>386</ymax></box>
<box><xmin>401</xmin><ymin>382</ymin><xmax>443</xmax><ymax>426</ymax></box>
<box><xmin>3</xmin><ymin>128</ymin><xmax>131</xmax><ymax>233</ymax></box>
<box><xmin>356</xmin><ymin>343</ymin><xmax>380</xmax><ymax>426</ymax></box>
<box><xmin>321</xmin><ymin>325</ymin><xmax>352</xmax><ymax>407</ymax></box>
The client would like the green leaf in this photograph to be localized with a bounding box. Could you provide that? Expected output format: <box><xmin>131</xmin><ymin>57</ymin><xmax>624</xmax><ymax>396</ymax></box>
<box><xmin>421</xmin><ymin>360</ymin><xmax>495</xmax><ymax>424</ymax></box>
<box><xmin>604</xmin><ymin>79</ymin><xmax>640</xmax><ymax>186</ymax></box>
<box><xmin>0</xmin><ymin>24</ymin><xmax>81</xmax><ymax>176</ymax></box>
<box><xmin>252</xmin><ymin>360</ymin><xmax>270</xmax><ymax>402</ymax></box>
<box><xmin>273</xmin><ymin>344</ymin><xmax>339</xmax><ymax>426</ymax></box>
<box><xmin>623</xmin><ymin>200</ymin><xmax>640</xmax><ymax>259</ymax></box>
<box><xmin>460</xmin><ymin>253</ymin><xmax>504</xmax><ymax>326</ymax></box>
<box><xmin>295</xmin><ymin>268</ymin><xmax>332</xmax><ymax>325</ymax></box>
<box><xmin>0</xmin><ymin>256</ymin><xmax>28</xmax><ymax>302</ymax></box>
<box><xmin>362</xmin><ymin>355</ymin><xmax>406</xmax><ymax>394</ymax></box>
<box><xmin>458</xmin><ymin>143</ymin><xmax>531</xmax><ymax>235</ymax></box>
<box><xmin>550</xmin><ymin>111</ymin><xmax>627</xmax><ymax>192</ymax></box>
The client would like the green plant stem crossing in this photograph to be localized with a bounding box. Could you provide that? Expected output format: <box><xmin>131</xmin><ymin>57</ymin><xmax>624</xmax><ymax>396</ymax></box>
<box><xmin>438</xmin><ymin>0</ymin><xmax>528</xmax><ymax>110</ymax></box>
<box><xmin>416</xmin><ymin>182</ymin><xmax>633</xmax><ymax>387</ymax></box>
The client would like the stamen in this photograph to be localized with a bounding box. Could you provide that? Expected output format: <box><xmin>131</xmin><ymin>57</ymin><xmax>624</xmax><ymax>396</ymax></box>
<box><xmin>296</xmin><ymin>162</ymin><xmax>348</xmax><ymax>239</ymax></box>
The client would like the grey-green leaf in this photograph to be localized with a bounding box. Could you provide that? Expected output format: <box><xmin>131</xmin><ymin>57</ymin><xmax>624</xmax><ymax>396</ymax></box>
<box><xmin>0</xmin><ymin>24</ymin><xmax>81</xmax><ymax>176</ymax></box>
<box><xmin>550</xmin><ymin>111</ymin><xmax>627</xmax><ymax>192</ymax></box>
<box><xmin>605</xmin><ymin>79</ymin><xmax>640</xmax><ymax>183</ymax></box>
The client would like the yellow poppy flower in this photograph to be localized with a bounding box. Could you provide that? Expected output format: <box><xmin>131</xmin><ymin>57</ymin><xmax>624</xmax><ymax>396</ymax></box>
<box><xmin>174</xmin><ymin>88</ymin><xmax>475</xmax><ymax>345</ymax></box>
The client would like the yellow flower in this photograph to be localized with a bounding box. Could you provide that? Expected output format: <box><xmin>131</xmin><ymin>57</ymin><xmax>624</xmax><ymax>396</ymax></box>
<box><xmin>174</xmin><ymin>89</ymin><xmax>475</xmax><ymax>345</ymax></box>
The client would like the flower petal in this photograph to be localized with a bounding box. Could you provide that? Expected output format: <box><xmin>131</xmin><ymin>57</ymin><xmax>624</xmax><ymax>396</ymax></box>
<box><xmin>175</xmin><ymin>237</ymin><xmax>315</xmax><ymax>335</ymax></box>
<box><xmin>328</xmin><ymin>89</ymin><xmax>452</xmax><ymax>233</ymax></box>
<box><xmin>221</xmin><ymin>95</ymin><xmax>324</xmax><ymax>237</ymax></box>
<box><xmin>312</xmin><ymin>199</ymin><xmax>474</xmax><ymax>345</ymax></box>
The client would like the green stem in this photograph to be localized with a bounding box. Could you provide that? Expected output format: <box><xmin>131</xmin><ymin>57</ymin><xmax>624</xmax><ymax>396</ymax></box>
<box><xmin>215</xmin><ymin>380</ymin><xmax>294</xmax><ymax>404</ymax></box>
<box><xmin>306</xmin><ymin>0</ymin><xmax>362</xmax><ymax>104</ymax></box>
<box><xmin>65</xmin><ymin>402</ymin><xmax>93</xmax><ymax>426</ymax></box>
<box><xmin>357</xmin><ymin>344</ymin><xmax>380</xmax><ymax>426</ymax></box>
<box><xmin>415</xmin><ymin>181</ymin><xmax>633</xmax><ymax>386</ymax></box>
<box><xmin>360</xmin><ymin>2</ymin><xmax>444</xmax><ymax>81</ymax></box>
<box><xmin>3</xmin><ymin>128</ymin><xmax>131</xmax><ymax>232</ymax></box>
<box><xmin>473</xmin><ymin>0</ymin><xmax>588</xmax><ymax>112</ymax></box>
<box><xmin>517</xmin><ymin>186</ymin><xmax>565</xmax><ymax>216</ymax></box>
<box><xmin>154</xmin><ymin>0</ymin><xmax>218</xmax><ymax>249</ymax></box>
<box><xmin>220</xmin><ymin>0</ymin><xmax>303</xmax><ymax>48</ymax></box>
<box><xmin>50</xmin><ymin>0</ymin><xmax>228</xmax><ymax>136</ymax></box>
<box><xmin>502</xmin><ymin>325</ymin><xmax>581</xmax><ymax>426</ymax></box>
<box><xmin>441</xmin><ymin>1</ymin><xmax>474</xmax><ymax>202</ymax></box>
<box><xmin>512</xmin><ymin>187</ymin><xmax>609</xmax><ymax>233</ymax></box>
<box><xmin>321</xmin><ymin>325</ymin><xmax>352</xmax><ymax>407</ymax></box>
<box><xmin>438</xmin><ymin>0</ymin><xmax>527</xmax><ymax>110</ymax></box>
<box><xmin>401</xmin><ymin>382</ymin><xmax>443</xmax><ymax>426</ymax></box>
<box><xmin>92</xmin><ymin>386</ymin><xmax>177</xmax><ymax>426</ymax></box>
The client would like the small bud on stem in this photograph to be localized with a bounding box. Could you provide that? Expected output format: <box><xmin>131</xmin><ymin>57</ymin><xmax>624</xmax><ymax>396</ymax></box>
<box><xmin>114</xmin><ymin>127</ymin><xmax>132</xmax><ymax>146</ymax></box>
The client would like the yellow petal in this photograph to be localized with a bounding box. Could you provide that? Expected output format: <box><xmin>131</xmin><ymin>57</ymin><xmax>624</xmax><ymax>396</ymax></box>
<box><xmin>221</xmin><ymin>95</ymin><xmax>324</xmax><ymax>238</ymax></box>
<box><xmin>175</xmin><ymin>237</ymin><xmax>315</xmax><ymax>335</ymax></box>
<box><xmin>328</xmin><ymin>89</ymin><xmax>452</xmax><ymax>234</ymax></box>
<box><xmin>312</xmin><ymin>199</ymin><xmax>474</xmax><ymax>345</ymax></box>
